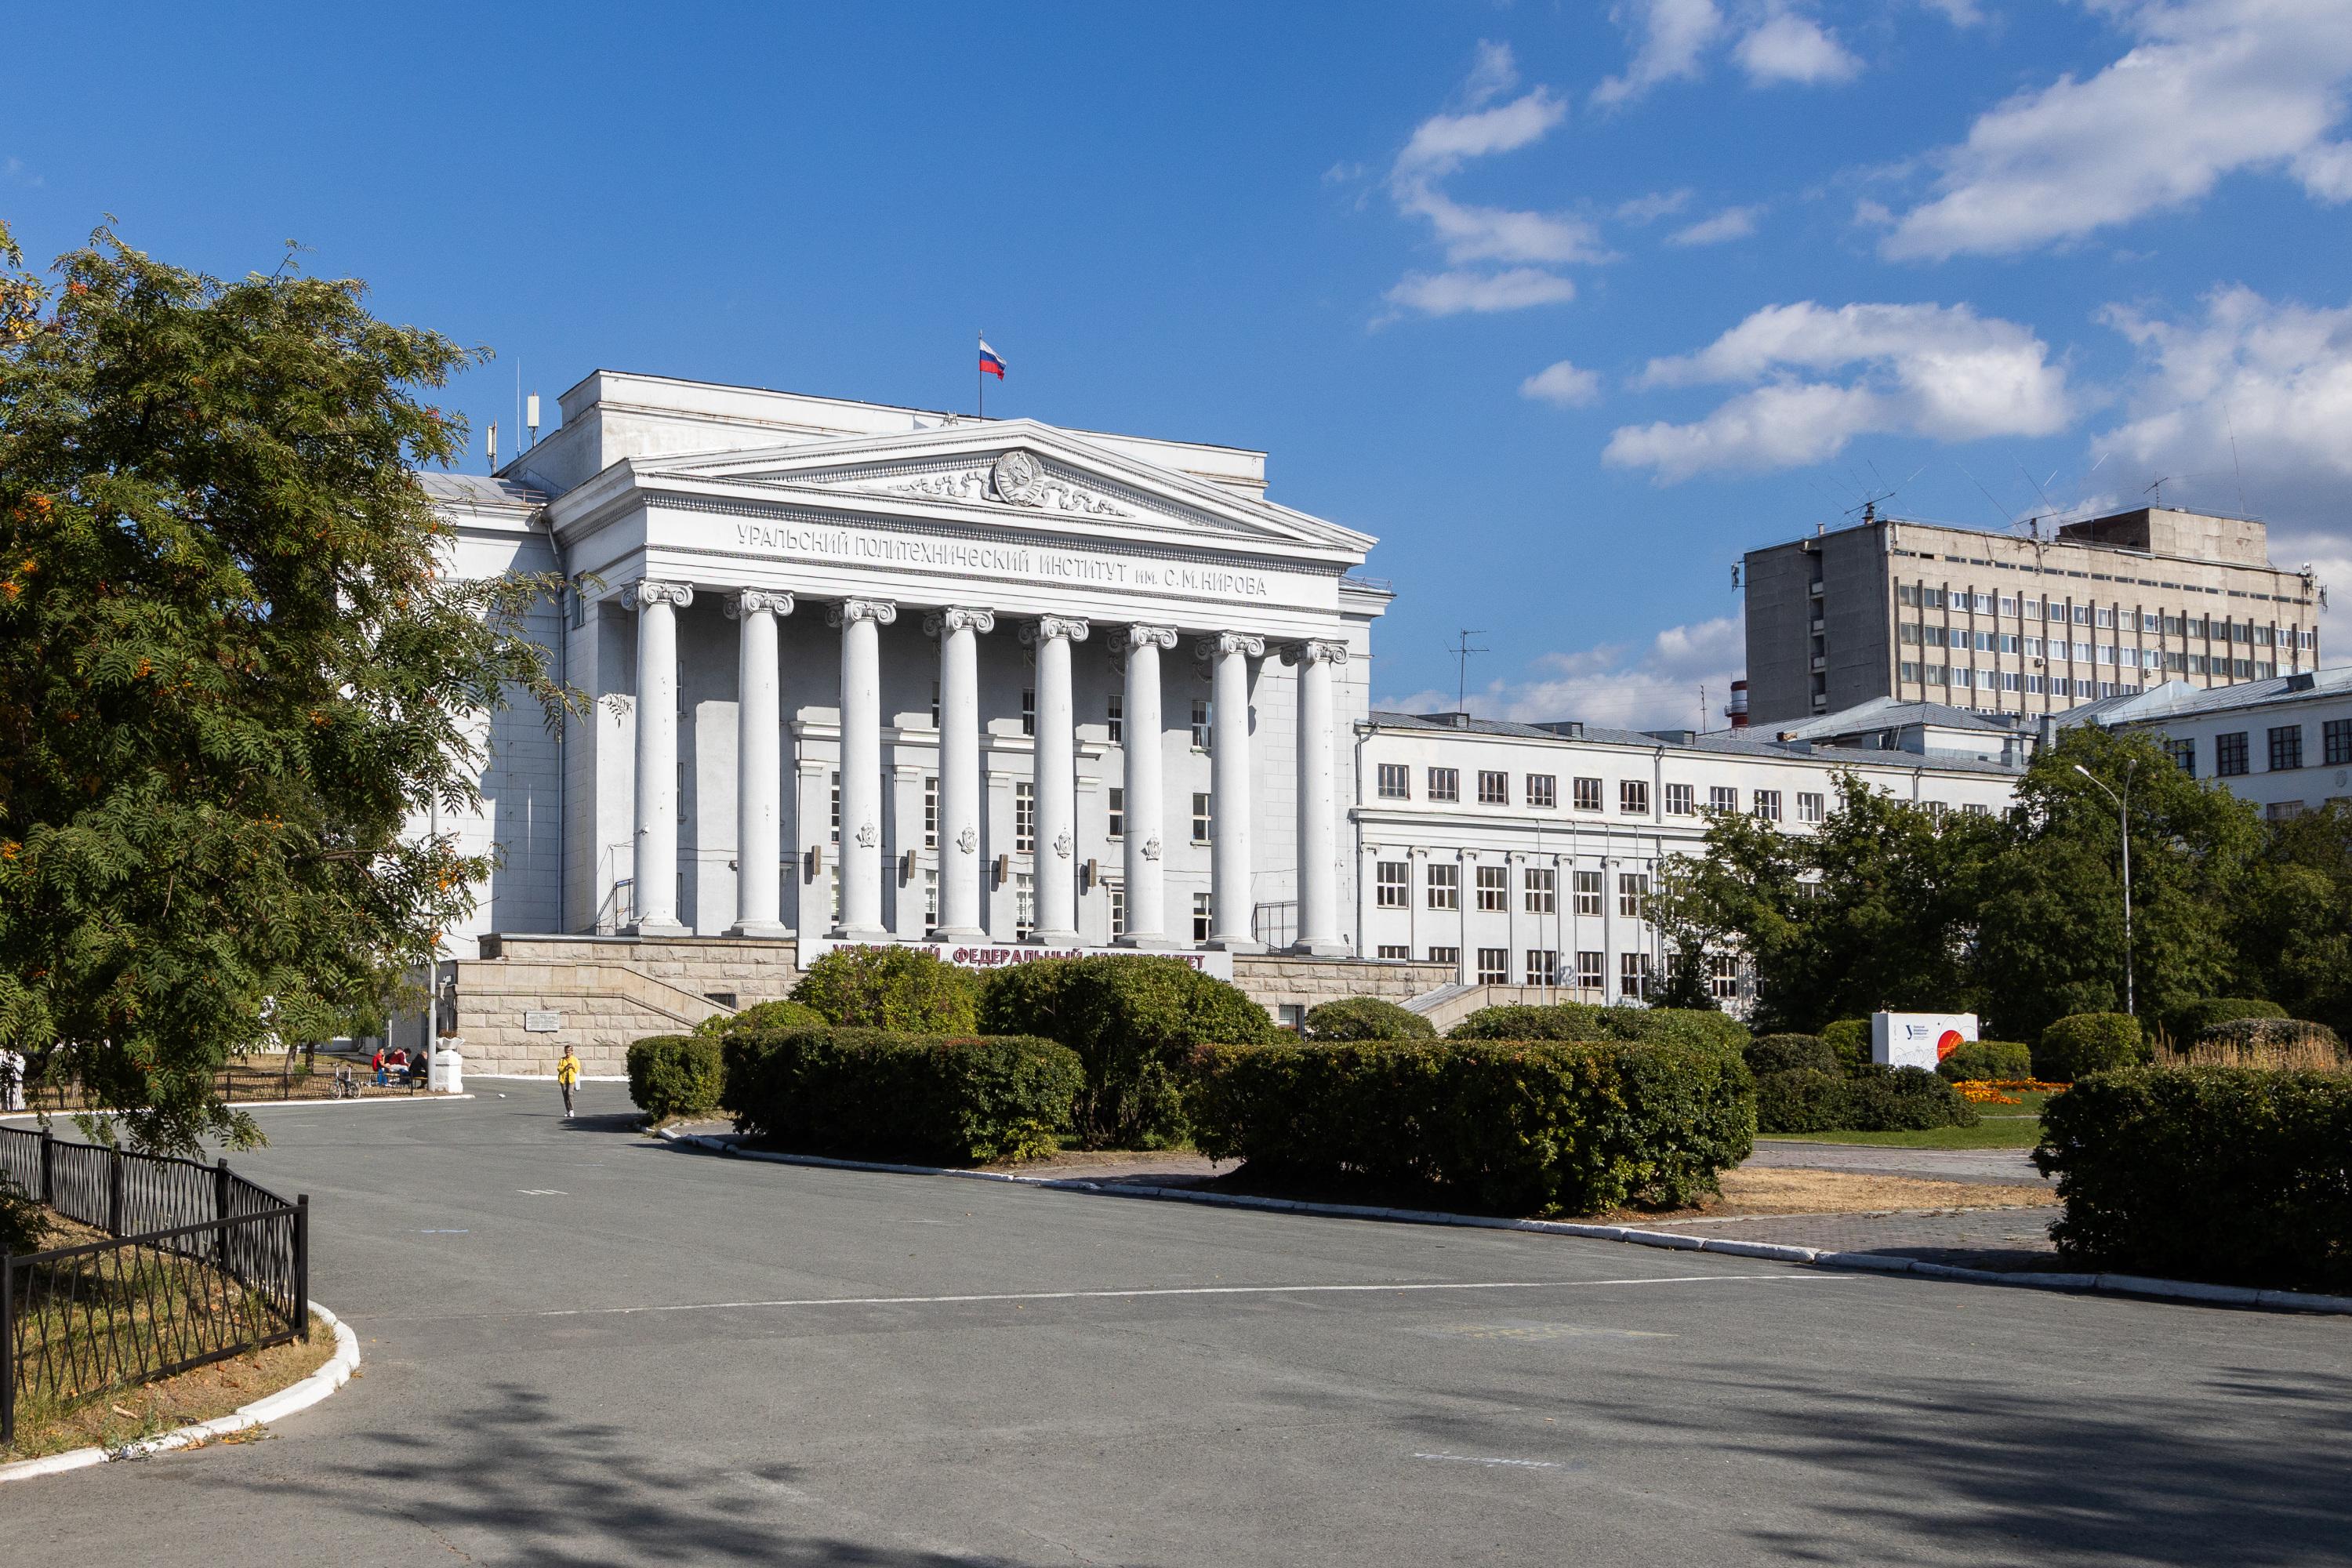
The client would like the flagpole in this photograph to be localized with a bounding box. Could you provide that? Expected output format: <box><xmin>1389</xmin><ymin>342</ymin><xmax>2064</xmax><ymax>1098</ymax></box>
<box><xmin>977</xmin><ymin>330</ymin><xmax>983</xmax><ymax>419</ymax></box>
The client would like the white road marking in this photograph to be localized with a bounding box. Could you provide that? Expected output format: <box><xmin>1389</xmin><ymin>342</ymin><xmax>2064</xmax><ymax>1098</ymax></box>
<box><xmin>517</xmin><ymin>1189</ymin><xmax>567</xmax><ymax>1196</ymax></box>
<box><xmin>510</xmin><ymin>1272</ymin><xmax>1842</xmax><ymax>1320</ymax></box>
<box><xmin>419</xmin><ymin>1229</ymin><xmax>470</xmax><ymax>1235</ymax></box>
<box><xmin>1415</xmin><ymin>1454</ymin><xmax>1562</xmax><ymax>1469</ymax></box>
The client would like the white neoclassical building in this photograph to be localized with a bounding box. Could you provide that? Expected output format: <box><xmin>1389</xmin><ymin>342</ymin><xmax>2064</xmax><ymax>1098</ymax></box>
<box><xmin>418</xmin><ymin>372</ymin><xmax>1438</xmax><ymax>1069</ymax></box>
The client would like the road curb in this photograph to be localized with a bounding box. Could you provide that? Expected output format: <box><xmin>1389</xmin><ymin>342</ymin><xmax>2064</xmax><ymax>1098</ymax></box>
<box><xmin>657</xmin><ymin>1130</ymin><xmax>2352</xmax><ymax>1317</ymax></box>
<box><xmin>0</xmin><ymin>1303</ymin><xmax>362</xmax><ymax>1483</ymax></box>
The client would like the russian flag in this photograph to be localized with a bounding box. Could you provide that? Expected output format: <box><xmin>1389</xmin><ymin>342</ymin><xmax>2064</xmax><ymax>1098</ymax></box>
<box><xmin>978</xmin><ymin>338</ymin><xmax>1006</xmax><ymax>379</ymax></box>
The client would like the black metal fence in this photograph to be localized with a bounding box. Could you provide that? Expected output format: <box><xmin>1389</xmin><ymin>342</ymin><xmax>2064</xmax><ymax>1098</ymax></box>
<box><xmin>0</xmin><ymin>1124</ymin><xmax>309</xmax><ymax>1448</ymax></box>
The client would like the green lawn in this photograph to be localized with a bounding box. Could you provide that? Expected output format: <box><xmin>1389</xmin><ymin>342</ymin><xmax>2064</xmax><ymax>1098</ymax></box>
<box><xmin>1759</xmin><ymin>1091</ymin><xmax>2056</xmax><ymax>1150</ymax></box>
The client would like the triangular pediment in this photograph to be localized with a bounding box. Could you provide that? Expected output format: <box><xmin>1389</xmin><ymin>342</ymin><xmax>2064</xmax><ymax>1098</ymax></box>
<box><xmin>628</xmin><ymin>419</ymin><xmax>1373</xmax><ymax>560</ymax></box>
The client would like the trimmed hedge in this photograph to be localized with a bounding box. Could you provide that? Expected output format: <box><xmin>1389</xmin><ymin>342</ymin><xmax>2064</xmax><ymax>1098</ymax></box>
<box><xmin>1754</xmin><ymin>1068</ymin><xmax>1849</xmax><ymax>1134</ymax></box>
<box><xmin>626</xmin><ymin>1033</ymin><xmax>724</xmax><ymax>1122</ymax></box>
<box><xmin>2036</xmin><ymin>1012</ymin><xmax>2147</xmax><ymax>1082</ymax></box>
<box><xmin>791</xmin><ymin>947</ymin><xmax>978</xmax><ymax>1032</ymax></box>
<box><xmin>2035</xmin><ymin>1067</ymin><xmax>2352</xmax><ymax>1290</ymax></box>
<box><xmin>699</xmin><ymin>998</ymin><xmax>828</xmax><ymax>1038</ymax></box>
<box><xmin>2165</xmin><ymin>996</ymin><xmax>2285</xmax><ymax>1044</ymax></box>
<box><xmin>1754</xmin><ymin>1063</ymin><xmax>1978</xmax><ymax>1133</ymax></box>
<box><xmin>1189</xmin><ymin>1037</ymin><xmax>1754</xmax><ymax>1214</ymax></box>
<box><xmin>1937</xmin><ymin>1039</ymin><xmax>2033</xmax><ymax>1083</ymax></box>
<box><xmin>1306</xmin><ymin>996</ymin><xmax>1437</xmax><ymax>1041</ymax></box>
<box><xmin>2195</xmin><ymin>1017</ymin><xmax>2345</xmax><ymax>1055</ymax></box>
<box><xmin>1819</xmin><ymin>1018</ymin><xmax>1870</xmax><ymax>1076</ymax></box>
<box><xmin>720</xmin><ymin>1025</ymin><xmax>1082</xmax><ymax>1164</ymax></box>
<box><xmin>1450</xmin><ymin>1004</ymin><xmax>1748</xmax><ymax>1056</ymax></box>
<box><xmin>1746</xmin><ymin>1033</ymin><xmax>1838</xmax><ymax>1076</ymax></box>
<box><xmin>977</xmin><ymin>955</ymin><xmax>1276</xmax><ymax>1147</ymax></box>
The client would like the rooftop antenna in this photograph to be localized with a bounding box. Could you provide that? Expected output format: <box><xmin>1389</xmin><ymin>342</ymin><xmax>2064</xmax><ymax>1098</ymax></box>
<box><xmin>526</xmin><ymin>391</ymin><xmax>541</xmax><ymax>451</ymax></box>
<box><xmin>1450</xmin><ymin>628</ymin><xmax>1488</xmax><ymax>713</ymax></box>
<box><xmin>2226</xmin><ymin>405</ymin><xmax>2247</xmax><ymax>517</ymax></box>
<box><xmin>2146</xmin><ymin>476</ymin><xmax>2171</xmax><ymax>509</ymax></box>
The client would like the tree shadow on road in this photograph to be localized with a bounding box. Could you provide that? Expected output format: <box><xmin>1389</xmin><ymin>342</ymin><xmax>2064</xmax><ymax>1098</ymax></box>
<box><xmin>272</xmin><ymin>1381</ymin><xmax>1059</xmax><ymax>1567</ymax></box>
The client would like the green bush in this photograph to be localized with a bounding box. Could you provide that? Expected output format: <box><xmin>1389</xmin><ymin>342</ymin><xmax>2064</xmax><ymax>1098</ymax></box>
<box><xmin>1936</xmin><ymin>1039</ymin><xmax>2034</xmax><ymax>1083</ymax></box>
<box><xmin>791</xmin><ymin>947</ymin><xmax>978</xmax><ymax>1032</ymax></box>
<box><xmin>1745</xmin><ymin>1033</ymin><xmax>1838</xmax><ymax>1076</ymax></box>
<box><xmin>0</xmin><ymin>1174</ymin><xmax>49</xmax><ymax>1254</ymax></box>
<box><xmin>2194</xmin><ymin>1017</ymin><xmax>2346</xmax><ymax>1056</ymax></box>
<box><xmin>626</xmin><ymin>1033</ymin><xmax>724</xmax><ymax>1122</ymax></box>
<box><xmin>1449</xmin><ymin>1003</ymin><xmax>1748</xmax><ymax>1057</ymax></box>
<box><xmin>2165</xmin><ymin>996</ymin><xmax>2285</xmax><ymax>1044</ymax></box>
<box><xmin>1189</xmin><ymin>1037</ymin><xmax>1754</xmax><ymax>1215</ymax></box>
<box><xmin>977</xmin><ymin>955</ymin><xmax>1276</xmax><ymax>1147</ymax></box>
<box><xmin>1754</xmin><ymin>1068</ymin><xmax>1852</xmax><ymax>1134</ymax></box>
<box><xmin>2035</xmin><ymin>1012</ymin><xmax>2147</xmax><ymax>1082</ymax></box>
<box><xmin>720</xmin><ymin>1025</ymin><xmax>1083</xmax><ymax>1165</ymax></box>
<box><xmin>1448</xmin><ymin>1002</ymin><xmax>1603</xmax><ymax>1040</ymax></box>
<box><xmin>697</xmin><ymin>998</ymin><xmax>827</xmax><ymax>1039</ymax></box>
<box><xmin>2036</xmin><ymin>1068</ymin><xmax>2352</xmax><ymax>1290</ymax></box>
<box><xmin>1819</xmin><ymin>1018</ymin><xmax>1871</xmax><ymax>1075</ymax></box>
<box><xmin>1305</xmin><ymin>997</ymin><xmax>1437</xmax><ymax>1041</ymax></box>
<box><xmin>1846</xmin><ymin>1065</ymin><xmax>1980</xmax><ymax>1129</ymax></box>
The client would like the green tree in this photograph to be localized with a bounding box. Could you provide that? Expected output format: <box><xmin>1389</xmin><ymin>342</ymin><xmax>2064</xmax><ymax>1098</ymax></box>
<box><xmin>0</xmin><ymin>223</ymin><xmax>568</xmax><ymax>1152</ymax></box>
<box><xmin>1967</xmin><ymin>725</ymin><xmax>2260</xmax><ymax>1040</ymax></box>
<box><xmin>2228</xmin><ymin>803</ymin><xmax>2352</xmax><ymax>1041</ymax></box>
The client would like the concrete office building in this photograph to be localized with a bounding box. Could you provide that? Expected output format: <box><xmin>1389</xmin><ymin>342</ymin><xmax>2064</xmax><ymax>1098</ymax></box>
<box><xmin>1744</xmin><ymin>506</ymin><xmax>2323</xmax><ymax>728</ymax></box>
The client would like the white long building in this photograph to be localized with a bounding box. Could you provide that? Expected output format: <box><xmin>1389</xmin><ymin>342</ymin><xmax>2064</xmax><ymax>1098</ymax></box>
<box><xmin>413</xmin><ymin>372</ymin><xmax>2025</xmax><ymax>1065</ymax></box>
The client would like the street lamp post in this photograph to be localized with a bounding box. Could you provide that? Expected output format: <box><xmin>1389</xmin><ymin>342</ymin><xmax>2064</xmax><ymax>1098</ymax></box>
<box><xmin>2074</xmin><ymin>760</ymin><xmax>2137</xmax><ymax>1017</ymax></box>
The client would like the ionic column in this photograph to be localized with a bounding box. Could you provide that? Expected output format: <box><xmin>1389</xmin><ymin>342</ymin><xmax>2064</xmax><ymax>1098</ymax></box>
<box><xmin>1285</xmin><ymin>639</ymin><xmax>1349</xmax><ymax>956</ymax></box>
<box><xmin>1198</xmin><ymin>633</ymin><xmax>1265</xmax><ymax>949</ymax></box>
<box><xmin>1023</xmin><ymin>615</ymin><xmax>1089</xmax><ymax>944</ymax></box>
<box><xmin>726</xmin><ymin>589</ymin><xmax>793</xmax><ymax>937</ymax></box>
<box><xmin>1118</xmin><ymin>624</ymin><xmax>1179</xmax><ymax>948</ymax></box>
<box><xmin>925</xmin><ymin>606</ymin><xmax>995</xmax><ymax>939</ymax></box>
<box><xmin>828</xmin><ymin>598</ymin><xmax>896</xmax><ymax>938</ymax></box>
<box><xmin>629</xmin><ymin>580</ymin><xmax>695</xmax><ymax>935</ymax></box>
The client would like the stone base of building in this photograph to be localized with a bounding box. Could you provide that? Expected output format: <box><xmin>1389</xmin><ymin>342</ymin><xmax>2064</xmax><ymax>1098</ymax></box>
<box><xmin>447</xmin><ymin>934</ymin><xmax>1459</xmax><ymax>1076</ymax></box>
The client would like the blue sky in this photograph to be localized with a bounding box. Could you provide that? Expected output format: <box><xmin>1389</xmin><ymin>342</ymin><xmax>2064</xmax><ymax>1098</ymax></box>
<box><xmin>7</xmin><ymin>1</ymin><xmax>2350</xmax><ymax>728</ymax></box>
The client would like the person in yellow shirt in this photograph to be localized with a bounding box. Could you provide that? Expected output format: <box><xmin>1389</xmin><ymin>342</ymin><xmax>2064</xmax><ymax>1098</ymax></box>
<box><xmin>555</xmin><ymin>1044</ymin><xmax>581</xmax><ymax>1120</ymax></box>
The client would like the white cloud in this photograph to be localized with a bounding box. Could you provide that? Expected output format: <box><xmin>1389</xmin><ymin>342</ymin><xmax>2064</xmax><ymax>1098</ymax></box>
<box><xmin>1388</xmin><ymin>268</ymin><xmax>1580</xmax><ymax>316</ymax></box>
<box><xmin>1384</xmin><ymin>45</ymin><xmax>1597</xmax><ymax>318</ymax></box>
<box><xmin>1380</xmin><ymin>614</ymin><xmax>1747</xmax><ymax>731</ymax></box>
<box><xmin>1616</xmin><ymin>187</ymin><xmax>1694</xmax><ymax>224</ymax></box>
<box><xmin>2095</xmin><ymin>284</ymin><xmax>2352</xmax><ymax>524</ymax></box>
<box><xmin>1667</xmin><ymin>204</ymin><xmax>1765</xmax><ymax>245</ymax></box>
<box><xmin>1882</xmin><ymin>0</ymin><xmax>2352</xmax><ymax>261</ymax></box>
<box><xmin>1594</xmin><ymin>0</ymin><xmax>1726</xmax><ymax>107</ymax></box>
<box><xmin>1521</xmin><ymin>360</ymin><xmax>1605</xmax><ymax>406</ymax></box>
<box><xmin>1606</xmin><ymin>300</ymin><xmax>2074</xmax><ymax>481</ymax></box>
<box><xmin>1735</xmin><ymin>11</ymin><xmax>1863</xmax><ymax>85</ymax></box>
<box><xmin>2</xmin><ymin>156</ymin><xmax>40</xmax><ymax>188</ymax></box>
<box><xmin>1920</xmin><ymin>0</ymin><xmax>1987</xmax><ymax>24</ymax></box>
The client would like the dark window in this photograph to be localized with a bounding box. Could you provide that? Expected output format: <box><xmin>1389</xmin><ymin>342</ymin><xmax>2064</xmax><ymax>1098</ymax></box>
<box><xmin>1477</xmin><ymin>770</ymin><xmax>1509</xmax><ymax>805</ymax></box>
<box><xmin>1475</xmin><ymin>948</ymin><xmax>1509</xmax><ymax>985</ymax></box>
<box><xmin>2168</xmin><ymin>739</ymin><xmax>2195</xmax><ymax>776</ymax></box>
<box><xmin>1620</xmin><ymin>779</ymin><xmax>1650</xmax><ymax>815</ymax></box>
<box><xmin>2269</xmin><ymin>725</ymin><xmax>2304</xmax><ymax>771</ymax></box>
<box><xmin>1377</xmin><ymin>763</ymin><xmax>1410</xmax><ymax>800</ymax></box>
<box><xmin>2325</xmin><ymin>719</ymin><xmax>2352</xmax><ymax>767</ymax></box>
<box><xmin>1375</xmin><ymin>861</ymin><xmax>1409</xmax><ymax>909</ymax></box>
<box><xmin>1427</xmin><ymin>767</ymin><xmax>1459</xmax><ymax>802</ymax></box>
<box><xmin>2216</xmin><ymin>731</ymin><xmax>2249</xmax><ymax>776</ymax></box>
<box><xmin>1526</xmin><ymin>774</ymin><xmax>1557</xmax><ymax>808</ymax></box>
<box><xmin>1573</xmin><ymin>776</ymin><xmax>1603</xmax><ymax>811</ymax></box>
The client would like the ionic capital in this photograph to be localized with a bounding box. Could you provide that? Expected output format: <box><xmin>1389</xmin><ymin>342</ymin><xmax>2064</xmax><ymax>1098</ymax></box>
<box><xmin>828</xmin><ymin>598</ymin><xmax>898</xmax><ymax>628</ymax></box>
<box><xmin>630</xmin><ymin>579</ymin><xmax>695</xmax><ymax>612</ymax></box>
<box><xmin>726</xmin><ymin>588</ymin><xmax>795</xmax><ymax>619</ymax></box>
<box><xmin>1126</xmin><ymin>623</ymin><xmax>1179</xmax><ymax>652</ymax></box>
<box><xmin>1282</xmin><ymin>639</ymin><xmax>1349</xmax><ymax>669</ymax></box>
<box><xmin>922</xmin><ymin>606</ymin><xmax>996</xmax><ymax>638</ymax></box>
<box><xmin>1196</xmin><ymin>632</ymin><xmax>1265</xmax><ymax>662</ymax></box>
<box><xmin>1020</xmin><ymin>615</ymin><xmax>1092</xmax><ymax>647</ymax></box>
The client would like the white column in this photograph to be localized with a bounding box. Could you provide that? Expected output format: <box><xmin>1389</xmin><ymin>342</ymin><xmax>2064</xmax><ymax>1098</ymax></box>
<box><xmin>726</xmin><ymin>589</ymin><xmax>793</xmax><ymax>937</ymax></box>
<box><xmin>1199</xmin><ymin>633</ymin><xmax>1264</xmax><ymax>949</ymax></box>
<box><xmin>926</xmin><ymin>606</ymin><xmax>994</xmax><ymax>939</ymax></box>
<box><xmin>1286</xmin><ymin>639</ymin><xmax>1349</xmax><ymax>955</ymax></box>
<box><xmin>828</xmin><ymin>598</ymin><xmax>896</xmax><ymax>939</ymax></box>
<box><xmin>1118</xmin><ymin>624</ymin><xmax>1178</xmax><ymax>948</ymax></box>
<box><xmin>1024</xmin><ymin>615</ymin><xmax>1089</xmax><ymax>944</ymax></box>
<box><xmin>630</xmin><ymin>580</ymin><xmax>695</xmax><ymax>935</ymax></box>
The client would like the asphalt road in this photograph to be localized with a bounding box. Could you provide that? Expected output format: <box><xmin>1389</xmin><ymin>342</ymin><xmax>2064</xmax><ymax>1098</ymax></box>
<box><xmin>7</xmin><ymin>1086</ymin><xmax>2347</xmax><ymax>1566</ymax></box>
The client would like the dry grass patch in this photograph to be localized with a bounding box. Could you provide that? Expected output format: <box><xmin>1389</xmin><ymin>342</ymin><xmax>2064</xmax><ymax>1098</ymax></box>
<box><xmin>2</xmin><ymin>1308</ymin><xmax>336</xmax><ymax>1461</ymax></box>
<box><xmin>1613</xmin><ymin>1167</ymin><xmax>2056</xmax><ymax>1223</ymax></box>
